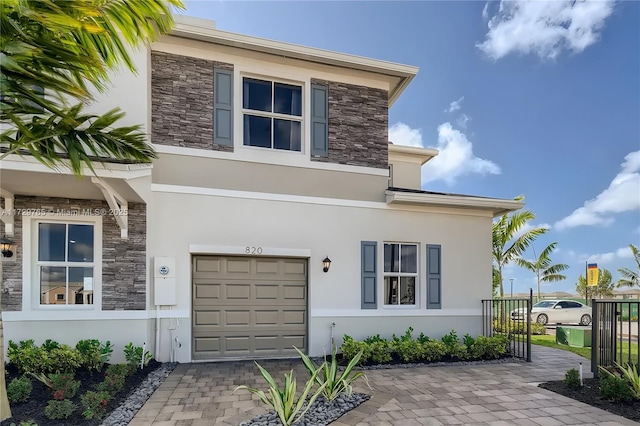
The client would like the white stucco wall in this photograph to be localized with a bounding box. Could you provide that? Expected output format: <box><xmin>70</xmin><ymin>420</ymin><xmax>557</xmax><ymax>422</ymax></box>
<box><xmin>147</xmin><ymin>187</ymin><xmax>493</xmax><ymax>362</ymax></box>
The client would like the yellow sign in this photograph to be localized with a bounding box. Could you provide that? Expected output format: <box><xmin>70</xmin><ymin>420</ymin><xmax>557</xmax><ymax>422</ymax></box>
<box><xmin>587</xmin><ymin>263</ymin><xmax>599</xmax><ymax>286</ymax></box>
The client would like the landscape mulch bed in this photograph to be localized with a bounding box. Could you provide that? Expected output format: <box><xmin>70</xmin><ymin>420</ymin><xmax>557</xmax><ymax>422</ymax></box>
<box><xmin>539</xmin><ymin>378</ymin><xmax>640</xmax><ymax>422</ymax></box>
<box><xmin>2</xmin><ymin>360</ymin><xmax>161</xmax><ymax>426</ymax></box>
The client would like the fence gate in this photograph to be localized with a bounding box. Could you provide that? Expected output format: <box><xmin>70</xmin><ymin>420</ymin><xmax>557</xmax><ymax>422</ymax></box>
<box><xmin>481</xmin><ymin>289</ymin><xmax>532</xmax><ymax>362</ymax></box>
<box><xmin>591</xmin><ymin>299</ymin><xmax>640</xmax><ymax>377</ymax></box>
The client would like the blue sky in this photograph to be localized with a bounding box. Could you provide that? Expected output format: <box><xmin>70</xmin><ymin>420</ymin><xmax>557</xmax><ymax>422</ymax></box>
<box><xmin>184</xmin><ymin>0</ymin><xmax>640</xmax><ymax>295</ymax></box>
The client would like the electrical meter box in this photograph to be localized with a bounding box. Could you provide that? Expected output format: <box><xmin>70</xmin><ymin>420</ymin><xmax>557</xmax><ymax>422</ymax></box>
<box><xmin>154</xmin><ymin>256</ymin><xmax>176</xmax><ymax>305</ymax></box>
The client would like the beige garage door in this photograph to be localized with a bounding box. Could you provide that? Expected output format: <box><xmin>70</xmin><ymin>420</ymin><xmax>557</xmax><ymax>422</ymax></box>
<box><xmin>192</xmin><ymin>256</ymin><xmax>307</xmax><ymax>359</ymax></box>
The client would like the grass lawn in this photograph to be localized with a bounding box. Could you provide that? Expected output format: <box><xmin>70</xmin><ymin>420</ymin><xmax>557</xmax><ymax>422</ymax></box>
<box><xmin>531</xmin><ymin>334</ymin><xmax>639</xmax><ymax>364</ymax></box>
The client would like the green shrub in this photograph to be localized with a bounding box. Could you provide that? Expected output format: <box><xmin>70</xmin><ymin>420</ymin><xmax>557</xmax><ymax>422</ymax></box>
<box><xmin>449</xmin><ymin>344</ymin><xmax>470</xmax><ymax>360</ymax></box>
<box><xmin>41</xmin><ymin>339</ymin><xmax>60</xmax><ymax>352</ymax></box>
<box><xmin>100</xmin><ymin>340</ymin><xmax>114</xmax><ymax>364</ymax></box>
<box><xmin>368</xmin><ymin>340</ymin><xmax>392</xmax><ymax>364</ymax></box>
<box><xmin>123</xmin><ymin>343</ymin><xmax>152</xmax><ymax>369</ymax></box>
<box><xmin>471</xmin><ymin>335</ymin><xmax>508</xmax><ymax>359</ymax></box>
<box><xmin>105</xmin><ymin>363</ymin><xmax>134</xmax><ymax>378</ymax></box>
<box><xmin>7</xmin><ymin>340</ymin><xmax>47</xmax><ymax>375</ymax></box>
<box><xmin>48</xmin><ymin>345</ymin><xmax>82</xmax><ymax>374</ymax></box>
<box><xmin>564</xmin><ymin>368</ymin><xmax>581</xmax><ymax>388</ymax></box>
<box><xmin>7</xmin><ymin>377</ymin><xmax>32</xmax><ymax>404</ymax></box>
<box><xmin>44</xmin><ymin>399</ymin><xmax>76</xmax><ymax>420</ymax></box>
<box><xmin>463</xmin><ymin>334</ymin><xmax>475</xmax><ymax>349</ymax></box>
<box><xmin>417</xmin><ymin>332</ymin><xmax>430</xmax><ymax>344</ymax></box>
<box><xmin>80</xmin><ymin>390</ymin><xmax>111</xmax><ymax>419</ymax></box>
<box><xmin>76</xmin><ymin>339</ymin><xmax>103</xmax><ymax>371</ymax></box>
<box><xmin>599</xmin><ymin>371</ymin><xmax>635</xmax><ymax>402</ymax></box>
<box><xmin>9</xmin><ymin>421</ymin><xmax>38</xmax><ymax>426</ymax></box>
<box><xmin>341</xmin><ymin>335</ymin><xmax>371</xmax><ymax>365</ymax></box>
<box><xmin>393</xmin><ymin>339</ymin><xmax>423</xmax><ymax>363</ymax></box>
<box><xmin>363</xmin><ymin>334</ymin><xmax>386</xmax><ymax>344</ymax></box>
<box><xmin>97</xmin><ymin>371</ymin><xmax>126</xmax><ymax>396</ymax></box>
<box><xmin>615</xmin><ymin>362</ymin><xmax>640</xmax><ymax>398</ymax></box>
<box><xmin>49</xmin><ymin>373</ymin><xmax>81</xmax><ymax>400</ymax></box>
<box><xmin>421</xmin><ymin>340</ymin><xmax>447</xmax><ymax>362</ymax></box>
<box><xmin>441</xmin><ymin>330</ymin><xmax>459</xmax><ymax>351</ymax></box>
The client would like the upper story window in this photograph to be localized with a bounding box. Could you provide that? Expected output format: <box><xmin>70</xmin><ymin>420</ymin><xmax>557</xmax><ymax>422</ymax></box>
<box><xmin>242</xmin><ymin>77</ymin><xmax>302</xmax><ymax>152</ymax></box>
<box><xmin>384</xmin><ymin>243</ymin><xmax>418</xmax><ymax>306</ymax></box>
<box><xmin>37</xmin><ymin>222</ymin><xmax>95</xmax><ymax>306</ymax></box>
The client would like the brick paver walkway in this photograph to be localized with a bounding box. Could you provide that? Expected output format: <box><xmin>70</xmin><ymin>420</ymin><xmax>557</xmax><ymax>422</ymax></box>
<box><xmin>129</xmin><ymin>346</ymin><xmax>638</xmax><ymax>425</ymax></box>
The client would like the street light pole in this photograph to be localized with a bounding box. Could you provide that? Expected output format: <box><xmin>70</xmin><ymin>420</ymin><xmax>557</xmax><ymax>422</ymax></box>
<box><xmin>510</xmin><ymin>278</ymin><xmax>515</xmax><ymax>298</ymax></box>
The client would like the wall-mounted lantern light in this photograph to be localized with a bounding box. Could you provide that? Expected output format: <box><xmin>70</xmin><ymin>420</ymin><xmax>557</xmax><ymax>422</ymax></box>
<box><xmin>322</xmin><ymin>256</ymin><xmax>331</xmax><ymax>273</ymax></box>
<box><xmin>1</xmin><ymin>235</ymin><xmax>14</xmax><ymax>259</ymax></box>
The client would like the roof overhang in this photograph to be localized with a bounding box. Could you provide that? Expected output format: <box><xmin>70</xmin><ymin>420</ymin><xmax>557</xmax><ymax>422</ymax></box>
<box><xmin>171</xmin><ymin>15</ymin><xmax>418</xmax><ymax>106</ymax></box>
<box><xmin>385</xmin><ymin>190</ymin><xmax>524</xmax><ymax>217</ymax></box>
<box><xmin>0</xmin><ymin>155</ymin><xmax>152</xmax><ymax>238</ymax></box>
<box><xmin>388</xmin><ymin>144</ymin><xmax>439</xmax><ymax>165</ymax></box>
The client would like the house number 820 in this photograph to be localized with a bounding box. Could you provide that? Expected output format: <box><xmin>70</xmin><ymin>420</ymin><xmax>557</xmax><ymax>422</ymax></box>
<box><xmin>245</xmin><ymin>246</ymin><xmax>263</xmax><ymax>254</ymax></box>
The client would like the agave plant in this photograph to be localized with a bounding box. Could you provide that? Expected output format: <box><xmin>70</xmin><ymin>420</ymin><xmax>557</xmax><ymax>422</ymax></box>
<box><xmin>296</xmin><ymin>346</ymin><xmax>370</xmax><ymax>401</ymax></box>
<box><xmin>234</xmin><ymin>362</ymin><xmax>326</xmax><ymax>426</ymax></box>
<box><xmin>616</xmin><ymin>361</ymin><xmax>640</xmax><ymax>398</ymax></box>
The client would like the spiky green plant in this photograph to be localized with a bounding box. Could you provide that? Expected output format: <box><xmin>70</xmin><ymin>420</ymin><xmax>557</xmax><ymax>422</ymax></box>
<box><xmin>295</xmin><ymin>346</ymin><xmax>369</xmax><ymax>401</ymax></box>
<box><xmin>234</xmin><ymin>362</ymin><xmax>326</xmax><ymax>426</ymax></box>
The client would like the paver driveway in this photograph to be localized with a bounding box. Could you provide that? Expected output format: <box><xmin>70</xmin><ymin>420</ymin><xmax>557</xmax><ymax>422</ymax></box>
<box><xmin>130</xmin><ymin>346</ymin><xmax>638</xmax><ymax>425</ymax></box>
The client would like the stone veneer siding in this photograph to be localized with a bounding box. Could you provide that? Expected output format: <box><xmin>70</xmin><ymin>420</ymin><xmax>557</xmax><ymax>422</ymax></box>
<box><xmin>310</xmin><ymin>79</ymin><xmax>388</xmax><ymax>169</ymax></box>
<box><xmin>0</xmin><ymin>196</ymin><xmax>146</xmax><ymax>311</ymax></box>
<box><xmin>151</xmin><ymin>51</ymin><xmax>234</xmax><ymax>152</ymax></box>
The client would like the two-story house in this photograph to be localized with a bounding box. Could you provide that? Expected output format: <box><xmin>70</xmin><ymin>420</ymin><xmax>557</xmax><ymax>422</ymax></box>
<box><xmin>0</xmin><ymin>16</ymin><xmax>522</xmax><ymax>363</ymax></box>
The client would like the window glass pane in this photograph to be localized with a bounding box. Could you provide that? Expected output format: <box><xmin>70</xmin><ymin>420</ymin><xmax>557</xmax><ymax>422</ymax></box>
<box><xmin>274</xmin><ymin>83</ymin><xmax>302</xmax><ymax>116</ymax></box>
<box><xmin>38</xmin><ymin>223</ymin><xmax>66</xmax><ymax>261</ymax></box>
<box><xmin>384</xmin><ymin>244</ymin><xmax>399</xmax><ymax>273</ymax></box>
<box><xmin>273</xmin><ymin>119</ymin><xmax>301</xmax><ymax>151</ymax></box>
<box><xmin>400</xmin><ymin>277</ymin><xmax>415</xmax><ymax>305</ymax></box>
<box><xmin>243</xmin><ymin>115</ymin><xmax>272</xmax><ymax>148</ymax></box>
<box><xmin>401</xmin><ymin>245</ymin><xmax>417</xmax><ymax>273</ymax></box>
<box><xmin>243</xmin><ymin>78</ymin><xmax>272</xmax><ymax>112</ymax></box>
<box><xmin>68</xmin><ymin>224</ymin><xmax>94</xmax><ymax>262</ymax></box>
<box><xmin>69</xmin><ymin>267</ymin><xmax>94</xmax><ymax>305</ymax></box>
<box><xmin>40</xmin><ymin>266</ymin><xmax>66</xmax><ymax>305</ymax></box>
<box><xmin>384</xmin><ymin>276</ymin><xmax>398</xmax><ymax>305</ymax></box>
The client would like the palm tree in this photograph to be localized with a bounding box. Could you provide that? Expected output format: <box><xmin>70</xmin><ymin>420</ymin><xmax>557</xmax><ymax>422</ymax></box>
<box><xmin>517</xmin><ymin>242</ymin><xmax>569</xmax><ymax>301</ymax></box>
<box><xmin>617</xmin><ymin>244</ymin><xmax>640</xmax><ymax>288</ymax></box>
<box><xmin>0</xmin><ymin>0</ymin><xmax>184</xmax><ymax>420</ymax></box>
<box><xmin>492</xmin><ymin>200</ymin><xmax>548</xmax><ymax>299</ymax></box>
<box><xmin>576</xmin><ymin>268</ymin><xmax>615</xmax><ymax>300</ymax></box>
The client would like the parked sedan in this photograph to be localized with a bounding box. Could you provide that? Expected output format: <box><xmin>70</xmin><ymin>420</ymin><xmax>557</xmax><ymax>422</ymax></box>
<box><xmin>511</xmin><ymin>300</ymin><xmax>592</xmax><ymax>326</ymax></box>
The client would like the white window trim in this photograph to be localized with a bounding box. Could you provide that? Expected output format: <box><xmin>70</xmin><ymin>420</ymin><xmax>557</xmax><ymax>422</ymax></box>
<box><xmin>240</xmin><ymin>74</ymin><xmax>305</xmax><ymax>154</ymax></box>
<box><xmin>23</xmin><ymin>214</ymin><xmax>102</xmax><ymax>311</ymax></box>
<box><xmin>383</xmin><ymin>242</ymin><xmax>419</xmax><ymax>309</ymax></box>
<box><xmin>234</xmin><ymin>67</ymin><xmax>310</xmax><ymax>161</ymax></box>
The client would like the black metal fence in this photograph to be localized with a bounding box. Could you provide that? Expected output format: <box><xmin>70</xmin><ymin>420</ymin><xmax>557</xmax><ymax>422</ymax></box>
<box><xmin>591</xmin><ymin>299</ymin><xmax>640</xmax><ymax>377</ymax></box>
<box><xmin>481</xmin><ymin>289</ymin><xmax>532</xmax><ymax>362</ymax></box>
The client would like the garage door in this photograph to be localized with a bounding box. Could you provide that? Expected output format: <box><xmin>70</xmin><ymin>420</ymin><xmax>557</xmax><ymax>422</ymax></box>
<box><xmin>192</xmin><ymin>256</ymin><xmax>307</xmax><ymax>359</ymax></box>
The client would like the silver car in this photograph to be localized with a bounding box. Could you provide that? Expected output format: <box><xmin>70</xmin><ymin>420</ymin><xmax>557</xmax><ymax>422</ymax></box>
<box><xmin>511</xmin><ymin>299</ymin><xmax>592</xmax><ymax>326</ymax></box>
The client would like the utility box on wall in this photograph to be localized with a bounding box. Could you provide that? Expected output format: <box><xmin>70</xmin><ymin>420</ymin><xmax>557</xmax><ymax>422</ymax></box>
<box><xmin>154</xmin><ymin>256</ymin><xmax>176</xmax><ymax>306</ymax></box>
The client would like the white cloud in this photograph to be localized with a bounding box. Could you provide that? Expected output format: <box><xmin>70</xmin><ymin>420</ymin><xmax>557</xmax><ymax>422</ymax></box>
<box><xmin>588</xmin><ymin>246</ymin><xmax>634</xmax><ymax>265</ymax></box>
<box><xmin>389</xmin><ymin>122</ymin><xmax>501</xmax><ymax>185</ymax></box>
<box><xmin>482</xmin><ymin>2</ymin><xmax>490</xmax><ymax>20</ymax></box>
<box><xmin>514</xmin><ymin>222</ymin><xmax>551</xmax><ymax>239</ymax></box>
<box><xmin>389</xmin><ymin>123</ymin><xmax>423</xmax><ymax>147</ymax></box>
<box><xmin>424</xmin><ymin>123</ymin><xmax>500</xmax><ymax>185</ymax></box>
<box><xmin>457</xmin><ymin>114</ymin><xmax>471</xmax><ymax>129</ymax></box>
<box><xmin>445</xmin><ymin>96</ymin><xmax>464</xmax><ymax>113</ymax></box>
<box><xmin>478</xmin><ymin>0</ymin><xmax>615</xmax><ymax>60</ymax></box>
<box><xmin>555</xmin><ymin>151</ymin><xmax>640</xmax><ymax>230</ymax></box>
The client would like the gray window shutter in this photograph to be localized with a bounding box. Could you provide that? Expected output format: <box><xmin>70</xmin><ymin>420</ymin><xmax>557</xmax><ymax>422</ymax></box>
<box><xmin>214</xmin><ymin>68</ymin><xmax>233</xmax><ymax>146</ymax></box>
<box><xmin>426</xmin><ymin>244</ymin><xmax>441</xmax><ymax>309</ymax></box>
<box><xmin>361</xmin><ymin>241</ymin><xmax>377</xmax><ymax>309</ymax></box>
<box><xmin>310</xmin><ymin>83</ymin><xmax>328</xmax><ymax>157</ymax></box>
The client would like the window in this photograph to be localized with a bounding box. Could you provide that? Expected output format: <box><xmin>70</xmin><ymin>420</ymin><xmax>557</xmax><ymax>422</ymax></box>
<box><xmin>242</xmin><ymin>77</ymin><xmax>302</xmax><ymax>151</ymax></box>
<box><xmin>37</xmin><ymin>222</ymin><xmax>95</xmax><ymax>306</ymax></box>
<box><xmin>384</xmin><ymin>243</ymin><xmax>418</xmax><ymax>305</ymax></box>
